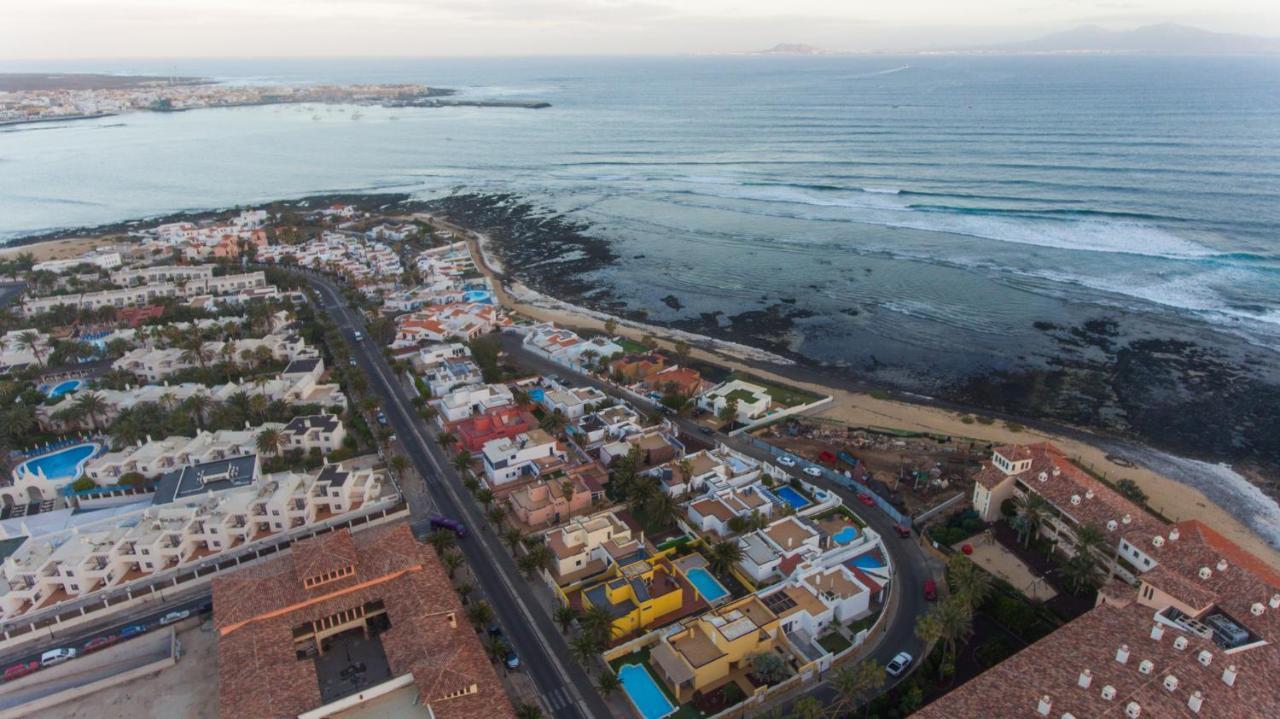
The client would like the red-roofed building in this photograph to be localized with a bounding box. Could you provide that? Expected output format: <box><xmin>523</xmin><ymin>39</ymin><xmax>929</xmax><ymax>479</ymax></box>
<box><xmin>641</xmin><ymin>365</ymin><xmax>707</xmax><ymax>397</ymax></box>
<box><xmin>213</xmin><ymin>523</ymin><xmax>515</xmax><ymax>719</ymax></box>
<box><xmin>448</xmin><ymin>406</ymin><xmax>538</xmax><ymax>453</ymax></box>
<box><xmin>116</xmin><ymin>304</ymin><xmax>165</xmax><ymax>328</ymax></box>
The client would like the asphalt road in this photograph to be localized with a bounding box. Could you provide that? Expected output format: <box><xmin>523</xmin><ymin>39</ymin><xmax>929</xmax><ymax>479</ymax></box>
<box><xmin>497</xmin><ymin>335</ymin><xmax>936</xmax><ymax>710</ymax></box>
<box><xmin>303</xmin><ymin>273</ymin><xmax>609</xmax><ymax>719</ymax></box>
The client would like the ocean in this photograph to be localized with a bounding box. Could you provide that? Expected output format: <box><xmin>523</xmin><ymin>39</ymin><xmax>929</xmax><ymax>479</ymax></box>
<box><xmin>2</xmin><ymin>55</ymin><xmax>1280</xmax><ymax>479</ymax></box>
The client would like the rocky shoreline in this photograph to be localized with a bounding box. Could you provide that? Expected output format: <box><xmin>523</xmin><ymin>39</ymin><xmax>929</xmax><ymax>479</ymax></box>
<box><xmin>421</xmin><ymin>192</ymin><xmax>1280</xmax><ymax>501</ymax></box>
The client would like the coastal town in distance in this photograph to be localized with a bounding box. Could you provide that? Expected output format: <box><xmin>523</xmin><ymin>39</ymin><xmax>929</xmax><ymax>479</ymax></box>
<box><xmin>0</xmin><ymin>191</ymin><xmax>1274</xmax><ymax>719</ymax></box>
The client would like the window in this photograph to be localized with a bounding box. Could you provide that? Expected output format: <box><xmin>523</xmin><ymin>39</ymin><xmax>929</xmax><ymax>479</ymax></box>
<box><xmin>302</xmin><ymin>564</ymin><xmax>356</xmax><ymax>589</ymax></box>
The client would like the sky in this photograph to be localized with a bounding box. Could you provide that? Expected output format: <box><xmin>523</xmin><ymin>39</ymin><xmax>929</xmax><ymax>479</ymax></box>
<box><xmin>2</xmin><ymin>0</ymin><xmax>1278</xmax><ymax>58</ymax></box>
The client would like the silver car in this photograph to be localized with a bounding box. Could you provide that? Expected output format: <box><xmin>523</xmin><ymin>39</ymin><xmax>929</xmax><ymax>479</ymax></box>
<box><xmin>886</xmin><ymin>652</ymin><xmax>913</xmax><ymax>677</ymax></box>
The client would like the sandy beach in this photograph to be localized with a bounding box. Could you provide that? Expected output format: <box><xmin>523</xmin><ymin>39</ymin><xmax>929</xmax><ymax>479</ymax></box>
<box><xmin>0</xmin><ymin>235</ymin><xmax>116</xmax><ymax>263</ymax></box>
<box><xmin>437</xmin><ymin>218</ymin><xmax>1280</xmax><ymax>568</ymax></box>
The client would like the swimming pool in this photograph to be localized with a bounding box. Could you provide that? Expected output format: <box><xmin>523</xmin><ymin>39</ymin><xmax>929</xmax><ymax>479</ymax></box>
<box><xmin>44</xmin><ymin>379</ymin><xmax>84</xmax><ymax>399</ymax></box>
<box><xmin>14</xmin><ymin>443</ymin><xmax>98</xmax><ymax>483</ymax></box>
<box><xmin>775</xmin><ymin>485</ymin><xmax>812</xmax><ymax>510</ymax></box>
<box><xmin>832</xmin><ymin>526</ymin><xmax>860</xmax><ymax>545</ymax></box>
<box><xmin>848</xmin><ymin>553</ymin><xmax>885</xmax><ymax>570</ymax></box>
<box><xmin>686</xmin><ymin>567</ymin><xmax>729</xmax><ymax>602</ymax></box>
<box><xmin>618</xmin><ymin>664</ymin><xmax>676</xmax><ymax>719</ymax></box>
<box><xmin>528</xmin><ymin>388</ymin><xmax>546</xmax><ymax>402</ymax></box>
<box><xmin>463</xmin><ymin>289</ymin><xmax>493</xmax><ymax>304</ymax></box>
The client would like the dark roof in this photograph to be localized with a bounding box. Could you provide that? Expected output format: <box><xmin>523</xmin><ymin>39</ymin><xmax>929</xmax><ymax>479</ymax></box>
<box><xmin>0</xmin><ymin>536</ymin><xmax>27</xmax><ymax>563</ymax></box>
<box><xmin>316</xmin><ymin>464</ymin><xmax>350</xmax><ymax>488</ymax></box>
<box><xmin>153</xmin><ymin>454</ymin><xmax>260</xmax><ymax>505</ymax></box>
<box><xmin>283</xmin><ymin>358</ymin><xmax>320</xmax><ymax>374</ymax></box>
<box><xmin>283</xmin><ymin>414</ymin><xmax>340</xmax><ymax>434</ymax></box>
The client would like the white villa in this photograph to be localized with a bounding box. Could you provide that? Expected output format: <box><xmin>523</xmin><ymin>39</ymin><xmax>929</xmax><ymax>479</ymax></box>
<box><xmin>697</xmin><ymin>379</ymin><xmax>772</xmax><ymax>423</ymax></box>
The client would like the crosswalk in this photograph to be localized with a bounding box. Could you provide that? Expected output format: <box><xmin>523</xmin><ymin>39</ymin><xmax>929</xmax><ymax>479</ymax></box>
<box><xmin>544</xmin><ymin>686</ymin><xmax>575</xmax><ymax>715</ymax></box>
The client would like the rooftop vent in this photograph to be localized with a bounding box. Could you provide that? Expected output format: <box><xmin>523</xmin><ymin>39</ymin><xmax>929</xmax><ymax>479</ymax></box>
<box><xmin>1125</xmin><ymin>702</ymin><xmax>1142</xmax><ymax>718</ymax></box>
<box><xmin>1153</xmin><ymin>536</ymin><xmax>1165</xmax><ymax>548</ymax></box>
<box><xmin>1037</xmin><ymin>695</ymin><xmax>1052</xmax><ymax>716</ymax></box>
<box><xmin>1078</xmin><ymin>669</ymin><xmax>1093</xmax><ymax>689</ymax></box>
<box><xmin>1071</xmin><ymin>494</ymin><xmax>1081</xmax><ymax>505</ymax></box>
<box><xmin>1188</xmin><ymin>690</ymin><xmax>1204</xmax><ymax>713</ymax></box>
<box><xmin>1198</xmin><ymin>650</ymin><xmax>1213</xmax><ymax>666</ymax></box>
<box><xmin>1107</xmin><ymin>520</ymin><xmax>1118</xmax><ymax>531</ymax></box>
<box><xmin>1116</xmin><ymin>645</ymin><xmax>1130</xmax><ymax>664</ymax></box>
<box><xmin>1122</xmin><ymin>513</ymin><xmax>1132</xmax><ymax>524</ymax></box>
<box><xmin>1053</xmin><ymin>467</ymin><xmax>1061</xmax><ymax>477</ymax></box>
<box><xmin>1101</xmin><ymin>685</ymin><xmax>1117</xmax><ymax>701</ymax></box>
<box><xmin>1169</xmin><ymin>528</ymin><xmax>1180</xmax><ymax>541</ymax></box>
<box><xmin>1038</xmin><ymin>471</ymin><xmax>1048</xmax><ymax>482</ymax></box>
<box><xmin>1164</xmin><ymin>675</ymin><xmax>1179</xmax><ymax>692</ymax></box>
<box><xmin>1199</xmin><ymin>567</ymin><xmax>1212</xmax><ymax>580</ymax></box>
<box><xmin>1061</xmin><ymin>714</ymin><xmax>1076</xmax><ymax>719</ymax></box>
<box><xmin>1139</xmin><ymin>659</ymin><xmax>1155</xmax><ymax>675</ymax></box>
<box><xmin>1271</xmin><ymin>594</ymin><xmax>1280</xmax><ymax>609</ymax></box>
<box><xmin>1222</xmin><ymin>665</ymin><xmax>1237</xmax><ymax>687</ymax></box>
<box><xmin>1151</xmin><ymin>624</ymin><xmax>1164</xmax><ymax>641</ymax></box>
<box><xmin>1216</xmin><ymin>559</ymin><xmax>1228</xmax><ymax>572</ymax></box>
<box><xmin>1085</xmin><ymin>489</ymin><xmax>1094</xmax><ymax>500</ymax></box>
<box><xmin>1251</xmin><ymin>602</ymin><xmax>1265</xmax><ymax>616</ymax></box>
<box><xmin>1174</xmin><ymin>636</ymin><xmax>1189</xmax><ymax>651</ymax></box>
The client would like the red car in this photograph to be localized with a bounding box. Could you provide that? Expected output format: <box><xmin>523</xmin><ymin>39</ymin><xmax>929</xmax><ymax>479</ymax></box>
<box><xmin>923</xmin><ymin>579</ymin><xmax>938</xmax><ymax>601</ymax></box>
<box><xmin>3</xmin><ymin>661</ymin><xmax>39</xmax><ymax>682</ymax></box>
<box><xmin>893</xmin><ymin>523</ymin><xmax>912</xmax><ymax>538</ymax></box>
<box><xmin>857</xmin><ymin>492</ymin><xmax>875</xmax><ymax>507</ymax></box>
<box><xmin>83</xmin><ymin>635</ymin><xmax>119</xmax><ymax>653</ymax></box>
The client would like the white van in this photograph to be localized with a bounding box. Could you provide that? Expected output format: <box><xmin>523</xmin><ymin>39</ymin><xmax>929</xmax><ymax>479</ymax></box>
<box><xmin>40</xmin><ymin>648</ymin><xmax>76</xmax><ymax>667</ymax></box>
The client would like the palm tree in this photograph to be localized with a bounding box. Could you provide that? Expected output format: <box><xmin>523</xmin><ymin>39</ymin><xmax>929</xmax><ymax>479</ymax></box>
<box><xmin>182</xmin><ymin>393</ymin><xmax>213</xmax><ymax>430</ymax></box>
<box><xmin>579</xmin><ymin>604</ymin><xmax>615</xmax><ymax>648</ymax></box>
<box><xmin>442</xmin><ymin>550</ymin><xmax>464</xmax><ymax>579</ymax></box>
<box><xmin>790</xmin><ymin>696</ymin><xmax>825</xmax><ymax>719</ymax></box>
<box><xmin>73</xmin><ymin>391</ymin><xmax>108</xmax><ymax>431</ymax></box>
<box><xmin>1062</xmin><ymin>553</ymin><xmax>1101</xmax><ymax>595</ymax></box>
<box><xmin>644</xmin><ymin>491</ymin><xmax>677</xmax><ymax>530</ymax></box>
<box><xmin>553</xmin><ymin>605</ymin><xmax>579</xmax><ymax>634</ymax></box>
<box><xmin>436</xmin><ymin>432</ymin><xmax>457</xmax><ymax>450</ymax></box>
<box><xmin>16</xmin><ymin>331</ymin><xmax>45</xmax><ymax>367</ymax></box>
<box><xmin>476</xmin><ymin>488</ymin><xmax>495</xmax><ymax>509</ymax></box>
<box><xmin>180</xmin><ymin>341</ymin><xmax>213</xmax><ymax>369</ymax></box>
<box><xmin>389</xmin><ymin>455</ymin><xmax>410</xmax><ymax>479</ymax></box>
<box><xmin>429</xmin><ymin>529</ymin><xmax>457</xmax><ymax>555</ymax></box>
<box><xmin>256</xmin><ymin>428</ymin><xmax>286</xmax><ymax>457</ymax></box>
<box><xmin>248</xmin><ymin>393</ymin><xmax>269</xmax><ymax>421</ymax></box>
<box><xmin>828</xmin><ymin>659</ymin><xmax>886</xmax><ymax>718</ymax></box>
<box><xmin>673</xmin><ymin>339</ymin><xmax>691</xmax><ymax>365</ymax></box>
<box><xmin>569</xmin><ymin>632</ymin><xmax>601</xmax><ymax>666</ymax></box>
<box><xmin>596</xmin><ymin>669</ymin><xmax>621</xmax><ymax>698</ymax></box>
<box><xmin>465</xmin><ymin>600</ymin><xmax>493</xmax><ymax>628</ymax></box>
<box><xmin>452</xmin><ymin>450</ymin><xmax>472</xmax><ymax>473</ymax></box>
<box><xmin>504</xmin><ymin>527</ymin><xmax>525</xmax><ymax>554</ymax></box>
<box><xmin>708</xmin><ymin>540</ymin><xmax>743</xmax><ymax>574</ymax></box>
<box><xmin>518</xmin><ymin>545</ymin><xmax>551</xmax><ymax>579</ymax></box>
<box><xmin>515</xmin><ymin>704</ymin><xmax>542</xmax><ymax>719</ymax></box>
<box><xmin>539</xmin><ymin>410</ymin><xmax>567</xmax><ymax>436</ymax></box>
<box><xmin>915</xmin><ymin>596</ymin><xmax>973</xmax><ymax>678</ymax></box>
<box><xmin>51</xmin><ymin>405</ymin><xmax>85</xmax><ymax>432</ymax></box>
<box><xmin>486</xmin><ymin>505</ymin><xmax>507</xmax><ymax>526</ymax></box>
<box><xmin>946</xmin><ymin>555</ymin><xmax>993</xmax><ymax>612</ymax></box>
<box><xmin>1015</xmin><ymin>492</ymin><xmax>1051</xmax><ymax>547</ymax></box>
<box><xmin>484</xmin><ymin>634</ymin><xmax>508</xmax><ymax>662</ymax></box>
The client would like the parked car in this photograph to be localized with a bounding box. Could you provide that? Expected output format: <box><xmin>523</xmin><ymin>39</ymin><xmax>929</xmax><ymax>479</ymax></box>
<box><xmin>119</xmin><ymin>624</ymin><xmax>147</xmax><ymax>639</ymax></box>
<box><xmin>923</xmin><ymin>579</ymin><xmax>938</xmax><ymax>601</ymax></box>
<box><xmin>353</xmin><ymin>331</ymin><xmax>364</xmax><ymax>341</ymax></box>
<box><xmin>376</xmin><ymin>411</ymin><xmax>389</xmax><ymax>426</ymax></box>
<box><xmin>430</xmin><ymin>514</ymin><xmax>467</xmax><ymax>538</ymax></box>
<box><xmin>3</xmin><ymin>661</ymin><xmax>39</xmax><ymax>682</ymax></box>
<box><xmin>487</xmin><ymin>624</ymin><xmax>504</xmax><ymax>638</ymax></box>
<box><xmin>893</xmin><ymin>523</ymin><xmax>912</xmax><ymax>539</ymax></box>
<box><xmin>886</xmin><ymin>652</ymin><xmax>913</xmax><ymax>677</ymax></box>
<box><xmin>698</xmin><ymin>426</ymin><xmax>714</xmax><ymax>435</ymax></box>
<box><xmin>349</xmin><ymin>358</ymin><xmax>358</xmax><ymax>366</ymax></box>
<box><xmin>83</xmin><ymin>635</ymin><xmax>119</xmax><ymax>653</ymax></box>
<box><xmin>857</xmin><ymin>492</ymin><xmax>875</xmax><ymax>507</ymax></box>
<box><xmin>39</xmin><ymin>648</ymin><xmax>76</xmax><ymax>667</ymax></box>
<box><xmin>159</xmin><ymin>609</ymin><xmax>190</xmax><ymax>626</ymax></box>
<box><xmin>803</xmin><ymin>466</ymin><xmax>822</xmax><ymax>477</ymax></box>
<box><xmin>777</xmin><ymin>456</ymin><xmax>797</xmax><ymax>468</ymax></box>
<box><xmin>504</xmin><ymin>649</ymin><xmax>521</xmax><ymax>670</ymax></box>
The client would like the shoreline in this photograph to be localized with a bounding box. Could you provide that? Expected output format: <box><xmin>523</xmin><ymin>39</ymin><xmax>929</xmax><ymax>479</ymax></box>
<box><xmin>435</xmin><ymin>215</ymin><xmax>1280</xmax><ymax>566</ymax></box>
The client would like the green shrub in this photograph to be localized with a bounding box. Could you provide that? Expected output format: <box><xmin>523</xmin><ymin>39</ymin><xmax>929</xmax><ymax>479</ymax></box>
<box><xmin>70</xmin><ymin>477</ymin><xmax>96</xmax><ymax>492</ymax></box>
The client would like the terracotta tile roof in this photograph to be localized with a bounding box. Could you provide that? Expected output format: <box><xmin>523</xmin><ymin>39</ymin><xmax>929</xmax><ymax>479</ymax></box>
<box><xmin>690</xmin><ymin>498</ymin><xmax>734</xmax><ymax>523</ymax></box>
<box><xmin>214</xmin><ymin>524</ymin><xmax>515</xmax><ymax>719</ymax></box>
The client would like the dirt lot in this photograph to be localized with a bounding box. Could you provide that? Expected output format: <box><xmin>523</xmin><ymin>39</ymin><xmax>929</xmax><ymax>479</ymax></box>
<box><xmin>52</xmin><ymin>622</ymin><xmax>218</xmax><ymax>719</ymax></box>
<box><xmin>756</xmin><ymin>419</ymin><xmax>987</xmax><ymax>513</ymax></box>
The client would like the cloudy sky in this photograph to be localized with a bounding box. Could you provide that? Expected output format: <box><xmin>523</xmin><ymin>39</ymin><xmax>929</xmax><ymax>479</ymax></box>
<box><xmin>3</xmin><ymin>0</ymin><xmax>1277</xmax><ymax>58</ymax></box>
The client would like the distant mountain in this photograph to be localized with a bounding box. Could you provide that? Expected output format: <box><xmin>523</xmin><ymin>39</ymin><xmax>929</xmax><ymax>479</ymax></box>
<box><xmin>967</xmin><ymin>23</ymin><xmax>1280</xmax><ymax>55</ymax></box>
<box><xmin>746</xmin><ymin>43</ymin><xmax>829</xmax><ymax>56</ymax></box>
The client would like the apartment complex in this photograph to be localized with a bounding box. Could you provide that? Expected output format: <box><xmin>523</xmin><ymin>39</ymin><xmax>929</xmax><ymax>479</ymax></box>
<box><xmin>22</xmin><ymin>271</ymin><xmax>271</xmax><ymax>316</ymax></box>
<box><xmin>215</xmin><ymin>524</ymin><xmax>515</xmax><ymax>719</ymax></box>
<box><xmin>112</xmin><ymin>331</ymin><xmax>317</xmax><ymax>381</ymax></box>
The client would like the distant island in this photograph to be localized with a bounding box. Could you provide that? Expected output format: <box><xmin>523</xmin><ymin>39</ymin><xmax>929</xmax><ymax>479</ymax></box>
<box><xmin>739</xmin><ymin>23</ymin><xmax>1280</xmax><ymax>56</ymax></box>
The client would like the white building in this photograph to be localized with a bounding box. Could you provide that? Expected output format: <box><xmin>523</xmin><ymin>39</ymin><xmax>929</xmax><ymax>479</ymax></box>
<box><xmin>698</xmin><ymin>379</ymin><xmax>772</xmax><ymax>422</ymax></box>
<box><xmin>481</xmin><ymin>430</ymin><xmax>563</xmax><ymax>487</ymax></box>
<box><xmin>432</xmin><ymin>383</ymin><xmax>514</xmax><ymax>424</ymax></box>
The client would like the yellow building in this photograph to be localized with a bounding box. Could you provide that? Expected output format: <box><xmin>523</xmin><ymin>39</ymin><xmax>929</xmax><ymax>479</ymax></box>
<box><xmin>580</xmin><ymin>556</ymin><xmax>685</xmax><ymax>639</ymax></box>
<box><xmin>649</xmin><ymin>595</ymin><xmax>783</xmax><ymax>703</ymax></box>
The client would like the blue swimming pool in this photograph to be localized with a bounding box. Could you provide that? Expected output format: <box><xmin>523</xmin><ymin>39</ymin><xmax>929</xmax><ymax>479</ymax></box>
<box><xmin>686</xmin><ymin>567</ymin><xmax>729</xmax><ymax>602</ymax></box>
<box><xmin>528</xmin><ymin>388</ymin><xmax>546</xmax><ymax>402</ymax></box>
<box><xmin>463</xmin><ymin>289</ymin><xmax>493</xmax><ymax>304</ymax></box>
<box><xmin>14</xmin><ymin>443</ymin><xmax>98</xmax><ymax>482</ymax></box>
<box><xmin>618</xmin><ymin>664</ymin><xmax>676</xmax><ymax>719</ymax></box>
<box><xmin>44</xmin><ymin>379</ymin><xmax>84</xmax><ymax>398</ymax></box>
<box><xmin>775</xmin><ymin>485</ymin><xmax>812</xmax><ymax>510</ymax></box>
<box><xmin>832</xmin><ymin>526</ymin><xmax>860</xmax><ymax>545</ymax></box>
<box><xmin>848</xmin><ymin>553</ymin><xmax>885</xmax><ymax>570</ymax></box>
